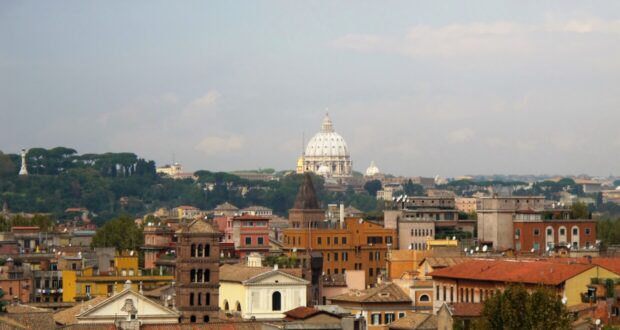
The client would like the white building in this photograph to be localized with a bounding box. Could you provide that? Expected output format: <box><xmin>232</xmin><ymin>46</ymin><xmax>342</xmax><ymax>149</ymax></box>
<box><xmin>219</xmin><ymin>254</ymin><xmax>309</xmax><ymax>320</ymax></box>
<box><xmin>302</xmin><ymin>113</ymin><xmax>352</xmax><ymax>178</ymax></box>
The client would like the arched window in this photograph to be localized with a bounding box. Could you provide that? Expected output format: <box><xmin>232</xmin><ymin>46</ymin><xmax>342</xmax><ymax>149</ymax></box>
<box><xmin>197</xmin><ymin>269</ymin><xmax>203</xmax><ymax>283</ymax></box>
<box><xmin>197</xmin><ymin>244</ymin><xmax>204</xmax><ymax>257</ymax></box>
<box><xmin>198</xmin><ymin>293</ymin><xmax>202</xmax><ymax>306</ymax></box>
<box><xmin>204</xmin><ymin>269</ymin><xmax>210</xmax><ymax>282</ymax></box>
<box><xmin>236</xmin><ymin>301</ymin><xmax>241</xmax><ymax>312</ymax></box>
<box><xmin>203</xmin><ymin>315</ymin><xmax>209</xmax><ymax>323</ymax></box>
<box><xmin>204</xmin><ymin>244</ymin><xmax>210</xmax><ymax>257</ymax></box>
<box><xmin>190</xmin><ymin>269</ymin><xmax>196</xmax><ymax>282</ymax></box>
<box><xmin>206</xmin><ymin>293</ymin><xmax>211</xmax><ymax>305</ymax></box>
<box><xmin>272</xmin><ymin>291</ymin><xmax>282</xmax><ymax>311</ymax></box>
<box><xmin>419</xmin><ymin>294</ymin><xmax>430</xmax><ymax>302</ymax></box>
<box><xmin>189</xmin><ymin>293</ymin><xmax>194</xmax><ymax>306</ymax></box>
<box><xmin>190</xmin><ymin>315</ymin><xmax>196</xmax><ymax>323</ymax></box>
<box><xmin>224</xmin><ymin>300</ymin><xmax>229</xmax><ymax>311</ymax></box>
<box><xmin>191</xmin><ymin>244</ymin><xmax>196</xmax><ymax>257</ymax></box>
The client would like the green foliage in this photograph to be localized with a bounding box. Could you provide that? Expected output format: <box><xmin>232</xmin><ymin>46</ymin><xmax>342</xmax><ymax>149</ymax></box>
<box><xmin>264</xmin><ymin>255</ymin><xmax>299</xmax><ymax>268</ymax></box>
<box><xmin>0</xmin><ymin>288</ymin><xmax>6</xmax><ymax>312</ymax></box>
<box><xmin>0</xmin><ymin>151</ymin><xmax>16</xmax><ymax>178</ymax></box>
<box><xmin>597</xmin><ymin>218</ymin><xmax>620</xmax><ymax>245</ymax></box>
<box><xmin>571</xmin><ymin>201</ymin><xmax>589</xmax><ymax>219</ymax></box>
<box><xmin>475</xmin><ymin>286</ymin><xmax>571</xmax><ymax>330</ymax></box>
<box><xmin>363</xmin><ymin>180</ymin><xmax>382</xmax><ymax>197</ymax></box>
<box><xmin>605</xmin><ymin>278</ymin><xmax>615</xmax><ymax>298</ymax></box>
<box><xmin>403</xmin><ymin>179</ymin><xmax>424</xmax><ymax>196</ymax></box>
<box><xmin>91</xmin><ymin>216</ymin><xmax>143</xmax><ymax>252</ymax></box>
<box><xmin>0</xmin><ymin>214</ymin><xmax>54</xmax><ymax>232</ymax></box>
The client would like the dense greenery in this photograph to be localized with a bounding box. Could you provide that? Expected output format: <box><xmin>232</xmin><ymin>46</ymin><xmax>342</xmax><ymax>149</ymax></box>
<box><xmin>0</xmin><ymin>214</ymin><xmax>54</xmax><ymax>232</ymax></box>
<box><xmin>474</xmin><ymin>285</ymin><xmax>571</xmax><ymax>330</ymax></box>
<box><xmin>0</xmin><ymin>147</ymin><xmax>380</xmax><ymax>224</ymax></box>
<box><xmin>91</xmin><ymin>216</ymin><xmax>144</xmax><ymax>252</ymax></box>
<box><xmin>597</xmin><ymin>218</ymin><xmax>620</xmax><ymax>245</ymax></box>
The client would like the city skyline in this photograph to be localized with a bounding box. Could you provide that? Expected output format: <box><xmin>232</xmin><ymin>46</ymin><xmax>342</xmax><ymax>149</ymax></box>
<box><xmin>2</xmin><ymin>1</ymin><xmax>620</xmax><ymax>177</ymax></box>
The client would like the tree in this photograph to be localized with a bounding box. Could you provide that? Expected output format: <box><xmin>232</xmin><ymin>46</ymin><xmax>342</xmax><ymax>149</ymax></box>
<box><xmin>475</xmin><ymin>285</ymin><xmax>571</xmax><ymax>330</ymax></box>
<box><xmin>571</xmin><ymin>201</ymin><xmax>589</xmax><ymax>219</ymax></box>
<box><xmin>92</xmin><ymin>216</ymin><xmax>143</xmax><ymax>252</ymax></box>
<box><xmin>403</xmin><ymin>179</ymin><xmax>424</xmax><ymax>196</ymax></box>
<box><xmin>363</xmin><ymin>180</ymin><xmax>382</xmax><ymax>197</ymax></box>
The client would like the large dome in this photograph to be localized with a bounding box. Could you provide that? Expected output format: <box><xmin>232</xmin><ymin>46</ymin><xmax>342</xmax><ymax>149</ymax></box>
<box><xmin>302</xmin><ymin>113</ymin><xmax>352</xmax><ymax>178</ymax></box>
<box><xmin>304</xmin><ymin>115</ymin><xmax>350</xmax><ymax>157</ymax></box>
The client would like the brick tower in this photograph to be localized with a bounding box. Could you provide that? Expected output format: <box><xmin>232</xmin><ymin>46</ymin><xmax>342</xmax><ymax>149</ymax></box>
<box><xmin>175</xmin><ymin>218</ymin><xmax>223</xmax><ymax>323</ymax></box>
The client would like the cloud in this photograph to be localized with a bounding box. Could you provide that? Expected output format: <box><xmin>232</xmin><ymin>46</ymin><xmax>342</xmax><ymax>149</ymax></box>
<box><xmin>447</xmin><ymin>128</ymin><xmax>475</xmax><ymax>143</ymax></box>
<box><xmin>331</xmin><ymin>17</ymin><xmax>620</xmax><ymax>60</ymax></box>
<box><xmin>189</xmin><ymin>91</ymin><xmax>220</xmax><ymax>110</ymax></box>
<box><xmin>195</xmin><ymin>134</ymin><xmax>246</xmax><ymax>157</ymax></box>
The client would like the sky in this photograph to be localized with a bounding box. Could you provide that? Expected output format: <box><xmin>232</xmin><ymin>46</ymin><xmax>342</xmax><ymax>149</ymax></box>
<box><xmin>1</xmin><ymin>1</ymin><xmax>620</xmax><ymax>177</ymax></box>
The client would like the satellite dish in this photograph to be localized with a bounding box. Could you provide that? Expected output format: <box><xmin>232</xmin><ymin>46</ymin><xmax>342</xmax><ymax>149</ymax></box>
<box><xmin>130</xmin><ymin>250</ymin><xmax>134</xmax><ymax>256</ymax></box>
<box><xmin>482</xmin><ymin>245</ymin><xmax>488</xmax><ymax>252</ymax></box>
<box><xmin>475</xmin><ymin>246</ymin><xmax>480</xmax><ymax>252</ymax></box>
<box><xmin>546</xmin><ymin>246</ymin><xmax>551</xmax><ymax>252</ymax></box>
<box><xmin>469</xmin><ymin>249</ymin><xmax>474</xmax><ymax>254</ymax></box>
<box><xmin>452</xmin><ymin>236</ymin><xmax>456</xmax><ymax>240</ymax></box>
<box><xmin>595</xmin><ymin>319</ymin><xmax>601</xmax><ymax>325</ymax></box>
<box><xmin>530</xmin><ymin>248</ymin><xmax>535</xmax><ymax>253</ymax></box>
<box><xmin>464</xmin><ymin>248</ymin><xmax>468</xmax><ymax>252</ymax></box>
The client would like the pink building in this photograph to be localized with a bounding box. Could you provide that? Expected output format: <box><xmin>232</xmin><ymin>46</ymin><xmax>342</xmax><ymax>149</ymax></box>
<box><xmin>232</xmin><ymin>215</ymin><xmax>270</xmax><ymax>258</ymax></box>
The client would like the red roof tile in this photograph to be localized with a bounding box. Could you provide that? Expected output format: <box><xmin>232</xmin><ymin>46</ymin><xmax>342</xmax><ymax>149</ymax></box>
<box><xmin>429</xmin><ymin>259</ymin><xmax>594</xmax><ymax>285</ymax></box>
<box><xmin>284</xmin><ymin>306</ymin><xmax>321</xmax><ymax>320</ymax></box>
<box><xmin>449</xmin><ymin>303</ymin><xmax>484</xmax><ymax>317</ymax></box>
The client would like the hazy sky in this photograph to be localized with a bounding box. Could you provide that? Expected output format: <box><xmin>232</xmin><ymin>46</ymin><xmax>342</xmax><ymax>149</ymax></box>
<box><xmin>2</xmin><ymin>1</ymin><xmax>620</xmax><ymax>177</ymax></box>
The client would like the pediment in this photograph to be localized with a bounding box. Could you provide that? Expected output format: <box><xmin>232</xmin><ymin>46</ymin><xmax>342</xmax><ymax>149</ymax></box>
<box><xmin>244</xmin><ymin>270</ymin><xmax>309</xmax><ymax>285</ymax></box>
<box><xmin>78</xmin><ymin>289</ymin><xmax>179</xmax><ymax>319</ymax></box>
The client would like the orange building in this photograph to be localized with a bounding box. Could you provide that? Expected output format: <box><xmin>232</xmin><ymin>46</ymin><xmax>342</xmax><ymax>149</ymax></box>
<box><xmin>283</xmin><ymin>174</ymin><xmax>396</xmax><ymax>285</ymax></box>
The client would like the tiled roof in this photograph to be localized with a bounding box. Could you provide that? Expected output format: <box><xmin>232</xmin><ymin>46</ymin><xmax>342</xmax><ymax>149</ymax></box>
<box><xmin>220</xmin><ymin>264</ymin><xmax>302</xmax><ymax>283</ymax></box>
<box><xmin>141</xmin><ymin>323</ymin><xmax>263</xmax><ymax>330</ymax></box>
<box><xmin>388</xmin><ymin>313</ymin><xmax>437</xmax><ymax>330</ymax></box>
<box><xmin>0</xmin><ymin>316</ymin><xmax>27</xmax><ymax>329</ymax></box>
<box><xmin>180</xmin><ymin>219</ymin><xmax>221</xmax><ymax>234</ymax></box>
<box><xmin>330</xmin><ymin>283</ymin><xmax>412</xmax><ymax>304</ymax></box>
<box><xmin>283</xmin><ymin>306</ymin><xmax>322</xmax><ymax>320</ymax></box>
<box><xmin>214</xmin><ymin>202</ymin><xmax>239</xmax><ymax>211</ymax></box>
<box><xmin>429</xmin><ymin>259</ymin><xmax>594</xmax><ymax>285</ymax></box>
<box><xmin>4</xmin><ymin>304</ymin><xmax>56</xmax><ymax>330</ymax></box>
<box><xmin>419</xmin><ymin>257</ymin><xmax>466</xmax><ymax>268</ymax></box>
<box><xmin>449</xmin><ymin>303</ymin><xmax>484</xmax><ymax>317</ymax></box>
<box><xmin>59</xmin><ymin>324</ymin><xmax>117</xmax><ymax>330</ymax></box>
<box><xmin>53</xmin><ymin>296</ymin><xmax>108</xmax><ymax>325</ymax></box>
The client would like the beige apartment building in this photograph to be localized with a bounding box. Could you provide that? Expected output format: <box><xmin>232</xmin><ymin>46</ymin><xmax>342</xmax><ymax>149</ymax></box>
<box><xmin>455</xmin><ymin>198</ymin><xmax>477</xmax><ymax>214</ymax></box>
<box><xmin>476</xmin><ymin>196</ymin><xmax>545</xmax><ymax>250</ymax></box>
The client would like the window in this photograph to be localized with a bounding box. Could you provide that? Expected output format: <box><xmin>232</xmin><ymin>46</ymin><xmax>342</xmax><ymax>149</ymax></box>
<box><xmin>197</xmin><ymin>244</ymin><xmax>203</xmax><ymax>257</ymax></box>
<box><xmin>342</xmin><ymin>237</ymin><xmax>347</xmax><ymax>244</ymax></box>
<box><xmin>258</xmin><ymin>237</ymin><xmax>264</xmax><ymax>245</ymax></box>
<box><xmin>573</xmin><ymin>227</ymin><xmax>579</xmax><ymax>235</ymax></box>
<box><xmin>334</xmin><ymin>269</ymin><xmax>339</xmax><ymax>274</ymax></box>
<box><xmin>386</xmin><ymin>236</ymin><xmax>392</xmax><ymax>244</ymax></box>
<box><xmin>371</xmin><ymin>313</ymin><xmax>381</xmax><ymax>325</ymax></box>
<box><xmin>206</xmin><ymin>293</ymin><xmax>211</xmax><ymax>305</ymax></box>
<box><xmin>272</xmin><ymin>291</ymin><xmax>282</xmax><ymax>311</ymax></box>
<box><xmin>450</xmin><ymin>287</ymin><xmax>454</xmax><ymax>302</ymax></box>
<box><xmin>334</xmin><ymin>237</ymin><xmax>339</xmax><ymax>244</ymax></box>
<box><xmin>205</xmin><ymin>244</ymin><xmax>210</xmax><ymax>257</ymax></box>
<box><xmin>334</xmin><ymin>253</ymin><xmax>338</xmax><ymax>261</ymax></box>
<box><xmin>419</xmin><ymin>294</ymin><xmax>430</xmax><ymax>302</ymax></box>
<box><xmin>318</xmin><ymin>237</ymin><xmax>322</xmax><ymax>245</ymax></box>
<box><xmin>533</xmin><ymin>229</ymin><xmax>540</xmax><ymax>236</ymax></box>
<box><xmin>560</xmin><ymin>228</ymin><xmax>566</xmax><ymax>235</ymax></box>
<box><xmin>375</xmin><ymin>252</ymin><xmax>380</xmax><ymax>261</ymax></box>
<box><xmin>411</xmin><ymin>229</ymin><xmax>414</xmax><ymax>236</ymax></box>
<box><xmin>190</xmin><ymin>315</ymin><xmax>196</xmax><ymax>323</ymax></box>
<box><xmin>342</xmin><ymin>252</ymin><xmax>348</xmax><ymax>261</ymax></box>
<box><xmin>203</xmin><ymin>315</ymin><xmax>209</xmax><ymax>323</ymax></box>
<box><xmin>191</xmin><ymin>244</ymin><xmax>196</xmax><ymax>257</ymax></box>
<box><xmin>585</xmin><ymin>228</ymin><xmax>591</xmax><ymax>235</ymax></box>
<box><xmin>204</xmin><ymin>269</ymin><xmax>210</xmax><ymax>282</ymax></box>
<box><xmin>443</xmin><ymin>286</ymin><xmax>446</xmax><ymax>301</ymax></box>
<box><xmin>369</xmin><ymin>252</ymin><xmax>373</xmax><ymax>261</ymax></box>
<box><xmin>398</xmin><ymin>312</ymin><xmax>406</xmax><ymax>319</ymax></box>
<box><xmin>385</xmin><ymin>313</ymin><xmax>395</xmax><ymax>324</ymax></box>
<box><xmin>369</xmin><ymin>268</ymin><xmax>374</xmax><ymax>276</ymax></box>
<box><xmin>515</xmin><ymin>229</ymin><xmax>521</xmax><ymax>237</ymax></box>
<box><xmin>245</xmin><ymin>237</ymin><xmax>252</xmax><ymax>245</ymax></box>
<box><xmin>198</xmin><ymin>293</ymin><xmax>202</xmax><ymax>306</ymax></box>
<box><xmin>190</xmin><ymin>293</ymin><xmax>194</xmax><ymax>306</ymax></box>
<box><xmin>327</xmin><ymin>237</ymin><xmax>331</xmax><ymax>245</ymax></box>
<box><xmin>436</xmin><ymin>286</ymin><xmax>440</xmax><ymax>300</ymax></box>
<box><xmin>547</xmin><ymin>228</ymin><xmax>552</xmax><ymax>236</ymax></box>
<box><xmin>533</xmin><ymin>242</ymin><xmax>540</xmax><ymax>251</ymax></box>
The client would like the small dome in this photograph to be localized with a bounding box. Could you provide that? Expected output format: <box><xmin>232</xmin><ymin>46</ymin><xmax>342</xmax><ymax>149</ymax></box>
<box><xmin>365</xmin><ymin>161</ymin><xmax>380</xmax><ymax>176</ymax></box>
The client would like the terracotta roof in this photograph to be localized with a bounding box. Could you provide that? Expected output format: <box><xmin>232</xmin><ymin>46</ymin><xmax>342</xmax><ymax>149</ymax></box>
<box><xmin>53</xmin><ymin>296</ymin><xmax>108</xmax><ymax>325</ymax></box>
<box><xmin>143</xmin><ymin>284</ymin><xmax>173</xmax><ymax>298</ymax></box>
<box><xmin>179</xmin><ymin>219</ymin><xmax>221</xmax><ymax>234</ymax></box>
<box><xmin>449</xmin><ymin>303</ymin><xmax>484</xmax><ymax>317</ymax></box>
<box><xmin>429</xmin><ymin>259</ymin><xmax>594</xmax><ymax>285</ymax></box>
<box><xmin>0</xmin><ymin>316</ymin><xmax>27</xmax><ymax>329</ymax></box>
<box><xmin>419</xmin><ymin>257</ymin><xmax>466</xmax><ymax>268</ymax></box>
<box><xmin>388</xmin><ymin>313</ymin><xmax>437</xmax><ymax>330</ymax></box>
<box><xmin>283</xmin><ymin>306</ymin><xmax>322</xmax><ymax>320</ymax></box>
<box><xmin>214</xmin><ymin>202</ymin><xmax>239</xmax><ymax>211</ymax></box>
<box><xmin>292</xmin><ymin>173</ymin><xmax>320</xmax><ymax>210</ymax></box>
<box><xmin>141</xmin><ymin>323</ymin><xmax>263</xmax><ymax>330</ymax></box>
<box><xmin>220</xmin><ymin>263</ymin><xmax>302</xmax><ymax>283</ymax></box>
<box><xmin>330</xmin><ymin>283</ymin><xmax>412</xmax><ymax>304</ymax></box>
<box><xmin>4</xmin><ymin>304</ymin><xmax>56</xmax><ymax>330</ymax></box>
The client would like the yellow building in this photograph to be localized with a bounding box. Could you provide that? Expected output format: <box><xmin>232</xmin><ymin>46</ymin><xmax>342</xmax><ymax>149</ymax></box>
<box><xmin>62</xmin><ymin>253</ymin><xmax>173</xmax><ymax>302</ymax></box>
